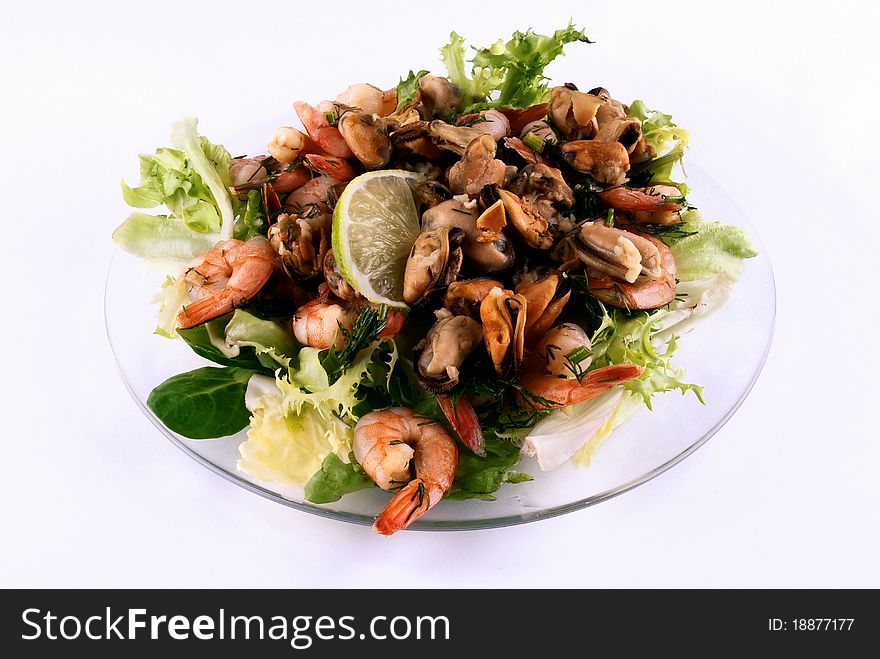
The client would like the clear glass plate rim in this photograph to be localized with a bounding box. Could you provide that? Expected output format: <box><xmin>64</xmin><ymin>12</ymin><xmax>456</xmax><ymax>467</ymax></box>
<box><xmin>104</xmin><ymin>176</ymin><xmax>777</xmax><ymax>533</ymax></box>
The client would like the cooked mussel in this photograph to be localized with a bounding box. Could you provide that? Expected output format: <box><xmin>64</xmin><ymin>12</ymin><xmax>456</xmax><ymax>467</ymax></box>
<box><xmin>443</xmin><ymin>277</ymin><xmax>504</xmax><ymax>318</ymax></box>
<box><xmin>422</xmin><ymin>199</ymin><xmax>515</xmax><ymax>273</ymax></box>
<box><xmin>402</xmin><ymin>227</ymin><xmax>465</xmax><ymax>305</ymax></box>
<box><xmin>417</xmin><ymin>314</ymin><xmax>483</xmax><ymax>392</ymax></box>
<box><xmin>572</xmin><ymin>222</ymin><xmax>663</xmax><ymax>283</ymax></box>
<box><xmin>515</xmin><ymin>271</ymin><xmax>572</xmax><ymax>344</ymax></box>
<box><xmin>479</xmin><ymin>287</ymin><xmax>527</xmax><ymax>377</ymax></box>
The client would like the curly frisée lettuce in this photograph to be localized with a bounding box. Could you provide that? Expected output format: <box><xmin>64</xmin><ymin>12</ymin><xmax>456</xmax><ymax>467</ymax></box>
<box><xmin>240</xmin><ymin>374</ymin><xmax>354</xmax><ymax>487</ymax></box>
<box><xmin>627</xmin><ymin>100</ymin><xmax>690</xmax><ymax>193</ymax></box>
<box><xmin>237</xmin><ymin>341</ymin><xmax>395</xmax><ymax>488</ymax></box>
<box><xmin>441</xmin><ymin>25</ymin><xmax>592</xmax><ymax>112</ymax></box>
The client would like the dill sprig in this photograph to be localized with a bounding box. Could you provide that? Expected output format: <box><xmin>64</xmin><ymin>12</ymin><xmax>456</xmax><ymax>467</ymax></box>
<box><xmin>563</xmin><ymin>346</ymin><xmax>592</xmax><ymax>383</ymax></box>
<box><xmin>571</xmin><ymin>183</ymin><xmax>605</xmax><ymax>220</ymax></box>
<box><xmin>638</xmin><ymin>222</ymin><xmax>698</xmax><ymax>245</ymax></box>
<box><xmin>338</xmin><ymin>304</ymin><xmax>388</xmax><ymax>368</ymax></box>
<box><xmin>322</xmin><ymin>305</ymin><xmax>388</xmax><ymax>384</ymax></box>
<box><xmin>505</xmin><ymin>381</ymin><xmax>559</xmax><ymax>410</ymax></box>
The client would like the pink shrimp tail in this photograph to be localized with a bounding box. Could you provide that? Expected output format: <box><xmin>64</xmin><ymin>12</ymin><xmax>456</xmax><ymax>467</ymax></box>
<box><xmin>304</xmin><ymin>154</ymin><xmax>358</xmax><ymax>181</ymax></box>
<box><xmin>270</xmin><ymin>167</ymin><xmax>311</xmax><ymax>194</ymax></box>
<box><xmin>373</xmin><ymin>479</ymin><xmax>439</xmax><ymax>536</ymax></box>
<box><xmin>500</xmin><ymin>103</ymin><xmax>549</xmax><ymax>135</ymax></box>
<box><xmin>177</xmin><ymin>288</ymin><xmax>242</xmax><ymax>329</ymax></box>
<box><xmin>597</xmin><ymin>188</ymin><xmax>684</xmax><ymax>212</ymax></box>
<box><xmin>521</xmin><ymin>363</ymin><xmax>643</xmax><ymax>410</ymax></box>
<box><xmin>294</xmin><ymin>101</ymin><xmax>355</xmax><ymax>159</ymax></box>
<box><xmin>437</xmin><ymin>395</ymin><xmax>486</xmax><ymax>456</ymax></box>
<box><xmin>503</xmin><ymin>136</ymin><xmax>551</xmax><ymax>166</ymax></box>
<box><xmin>378</xmin><ymin>309</ymin><xmax>407</xmax><ymax>338</ymax></box>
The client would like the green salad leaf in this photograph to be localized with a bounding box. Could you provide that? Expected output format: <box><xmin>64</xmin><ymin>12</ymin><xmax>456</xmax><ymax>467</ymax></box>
<box><xmin>670</xmin><ymin>210</ymin><xmax>758</xmax><ymax>281</ymax></box>
<box><xmin>233</xmin><ymin>189</ymin><xmax>266</xmax><ymax>240</ymax></box>
<box><xmin>170</xmin><ymin>118</ymin><xmax>236</xmax><ymax>239</ymax></box>
<box><xmin>628</xmin><ymin>100</ymin><xmax>690</xmax><ymax>193</ymax></box>
<box><xmin>178</xmin><ymin>309</ymin><xmax>297</xmax><ymax>372</ymax></box>
<box><xmin>114</xmin><ymin>119</ymin><xmax>237</xmax><ymax>262</ymax></box>
<box><xmin>147</xmin><ymin>366</ymin><xmax>254</xmax><ymax>439</ymax></box>
<box><xmin>588</xmin><ymin>301</ymin><xmax>702</xmax><ymax>408</ymax></box>
<box><xmin>112</xmin><ymin>212</ymin><xmax>217</xmax><ymax>262</ymax></box>
<box><xmin>178</xmin><ymin>319</ymin><xmax>265</xmax><ymax>371</ymax></box>
<box><xmin>441</xmin><ymin>24</ymin><xmax>592</xmax><ymax>112</ymax></box>
<box><xmin>237</xmin><ymin>341</ymin><xmax>394</xmax><ymax>487</ymax></box>
<box><xmin>240</xmin><ymin>377</ymin><xmax>354</xmax><ymax>487</ymax></box>
<box><xmin>447</xmin><ymin>439</ymin><xmax>532</xmax><ymax>501</ymax></box>
<box><xmin>305</xmin><ymin>453</ymin><xmax>374</xmax><ymax>504</ymax></box>
<box><xmin>396</xmin><ymin>69</ymin><xmax>429</xmax><ymax>111</ymax></box>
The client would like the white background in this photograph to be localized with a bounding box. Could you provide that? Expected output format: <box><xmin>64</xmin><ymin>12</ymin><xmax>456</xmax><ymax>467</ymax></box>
<box><xmin>2</xmin><ymin>0</ymin><xmax>878</xmax><ymax>587</ymax></box>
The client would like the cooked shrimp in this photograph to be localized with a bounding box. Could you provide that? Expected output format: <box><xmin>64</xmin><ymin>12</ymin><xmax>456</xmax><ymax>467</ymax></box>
<box><xmin>177</xmin><ymin>237</ymin><xmax>277</xmax><ymax>329</ymax></box>
<box><xmin>353</xmin><ymin>407</ymin><xmax>458</xmax><ymax>535</ymax></box>
<box><xmin>229</xmin><ymin>157</ymin><xmax>267</xmax><ymax>189</ymax></box>
<box><xmin>303</xmin><ymin>153</ymin><xmax>358</xmax><ymax>181</ymax></box>
<box><xmin>270</xmin><ymin>166</ymin><xmax>311</xmax><ymax>195</ymax></box>
<box><xmin>291</xmin><ymin>286</ymin><xmax>355</xmax><ymax>350</ymax></box>
<box><xmin>586</xmin><ymin>232</ymin><xmax>677</xmax><ymax>310</ymax></box>
<box><xmin>598</xmin><ymin>185</ymin><xmax>686</xmax><ymax>226</ymax></box>
<box><xmin>503</xmin><ymin>136</ymin><xmax>551</xmax><ymax>166</ymax></box>
<box><xmin>597</xmin><ymin>185</ymin><xmax>685</xmax><ymax>213</ymax></box>
<box><xmin>519</xmin><ymin>324</ymin><xmax>641</xmax><ymax>409</ymax></box>
<box><xmin>285</xmin><ymin>175</ymin><xmax>341</xmax><ymax>207</ymax></box>
<box><xmin>458</xmin><ymin>109</ymin><xmax>510</xmax><ymax>141</ymax></box>
<box><xmin>294</xmin><ymin>101</ymin><xmax>355</xmax><ymax>159</ymax></box>
<box><xmin>267</xmin><ymin>126</ymin><xmax>307</xmax><ymax>163</ymax></box>
<box><xmin>437</xmin><ymin>394</ymin><xmax>485</xmax><ymax>456</ymax></box>
<box><xmin>335</xmin><ymin>83</ymin><xmax>396</xmax><ymax>116</ymax></box>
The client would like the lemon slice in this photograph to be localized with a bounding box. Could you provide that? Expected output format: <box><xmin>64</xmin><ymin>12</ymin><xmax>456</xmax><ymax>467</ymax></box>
<box><xmin>332</xmin><ymin>170</ymin><xmax>424</xmax><ymax>309</ymax></box>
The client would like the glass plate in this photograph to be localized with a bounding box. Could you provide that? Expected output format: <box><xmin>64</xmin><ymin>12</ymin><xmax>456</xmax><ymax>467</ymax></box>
<box><xmin>105</xmin><ymin>161</ymin><xmax>775</xmax><ymax>531</ymax></box>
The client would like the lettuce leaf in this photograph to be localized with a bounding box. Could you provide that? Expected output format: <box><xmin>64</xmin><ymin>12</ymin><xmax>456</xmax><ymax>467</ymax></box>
<box><xmin>441</xmin><ymin>25</ymin><xmax>591</xmax><ymax>112</ymax></box>
<box><xmin>239</xmin><ymin>375</ymin><xmax>353</xmax><ymax>487</ymax></box>
<box><xmin>670</xmin><ymin>210</ymin><xmax>758</xmax><ymax>282</ymax></box>
<box><xmin>222</xmin><ymin>309</ymin><xmax>297</xmax><ymax>369</ymax></box>
<box><xmin>628</xmin><ymin>100</ymin><xmax>690</xmax><ymax>193</ymax></box>
<box><xmin>395</xmin><ymin>69</ymin><xmax>429</xmax><ymax>111</ymax></box>
<box><xmin>114</xmin><ymin>119</ymin><xmax>236</xmax><ymax>262</ymax></box>
<box><xmin>237</xmin><ymin>341</ymin><xmax>393</xmax><ymax>487</ymax></box>
<box><xmin>523</xmin><ymin>388</ymin><xmax>625</xmax><ymax>471</ymax></box>
<box><xmin>112</xmin><ymin>212</ymin><xmax>217</xmax><ymax>262</ymax></box>
<box><xmin>446</xmin><ymin>439</ymin><xmax>532</xmax><ymax>501</ymax></box>
<box><xmin>170</xmin><ymin>118</ymin><xmax>236</xmax><ymax>240</ymax></box>
<box><xmin>571</xmin><ymin>390</ymin><xmax>645</xmax><ymax>468</ymax></box>
<box><xmin>153</xmin><ymin>275</ymin><xmax>191</xmax><ymax>338</ymax></box>
<box><xmin>304</xmin><ymin>453</ymin><xmax>374</xmax><ymax>504</ymax></box>
<box><xmin>594</xmin><ymin>306</ymin><xmax>703</xmax><ymax>408</ymax></box>
<box><xmin>177</xmin><ymin>309</ymin><xmax>297</xmax><ymax>371</ymax></box>
<box><xmin>652</xmin><ymin>275</ymin><xmax>734</xmax><ymax>345</ymax></box>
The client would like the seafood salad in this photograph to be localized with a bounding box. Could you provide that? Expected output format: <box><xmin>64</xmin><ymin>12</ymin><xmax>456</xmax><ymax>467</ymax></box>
<box><xmin>113</xmin><ymin>26</ymin><xmax>757</xmax><ymax>535</ymax></box>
